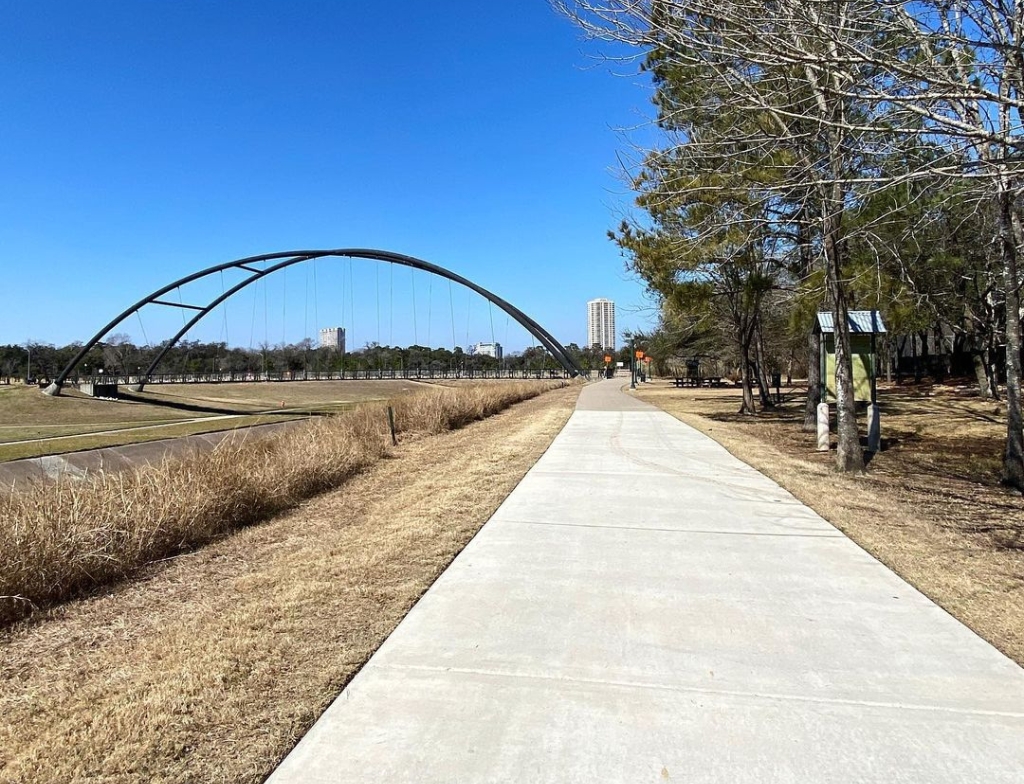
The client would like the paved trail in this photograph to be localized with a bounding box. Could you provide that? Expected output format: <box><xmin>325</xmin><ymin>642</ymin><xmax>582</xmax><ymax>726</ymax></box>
<box><xmin>269</xmin><ymin>377</ymin><xmax>1024</xmax><ymax>783</ymax></box>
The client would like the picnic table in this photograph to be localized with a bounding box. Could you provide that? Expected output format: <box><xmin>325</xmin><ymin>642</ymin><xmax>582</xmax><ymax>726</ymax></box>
<box><xmin>673</xmin><ymin>376</ymin><xmax>726</xmax><ymax>388</ymax></box>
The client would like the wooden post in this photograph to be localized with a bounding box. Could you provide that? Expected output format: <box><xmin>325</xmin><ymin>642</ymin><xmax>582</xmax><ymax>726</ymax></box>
<box><xmin>868</xmin><ymin>325</ymin><xmax>880</xmax><ymax>452</ymax></box>
<box><xmin>387</xmin><ymin>406</ymin><xmax>397</xmax><ymax>446</ymax></box>
<box><xmin>867</xmin><ymin>403</ymin><xmax>880</xmax><ymax>453</ymax></box>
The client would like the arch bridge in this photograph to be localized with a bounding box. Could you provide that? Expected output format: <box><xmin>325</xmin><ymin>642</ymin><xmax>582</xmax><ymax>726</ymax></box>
<box><xmin>44</xmin><ymin>248</ymin><xmax>583</xmax><ymax>395</ymax></box>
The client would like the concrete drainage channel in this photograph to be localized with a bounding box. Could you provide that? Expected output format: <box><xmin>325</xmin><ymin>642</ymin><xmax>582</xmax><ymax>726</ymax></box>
<box><xmin>0</xmin><ymin>420</ymin><xmax>309</xmax><ymax>489</ymax></box>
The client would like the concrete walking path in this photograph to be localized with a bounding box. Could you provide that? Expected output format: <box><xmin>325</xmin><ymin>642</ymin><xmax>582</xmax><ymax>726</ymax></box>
<box><xmin>268</xmin><ymin>378</ymin><xmax>1024</xmax><ymax>782</ymax></box>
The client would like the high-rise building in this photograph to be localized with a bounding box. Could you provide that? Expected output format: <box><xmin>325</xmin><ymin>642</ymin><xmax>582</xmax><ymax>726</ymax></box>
<box><xmin>468</xmin><ymin>341</ymin><xmax>503</xmax><ymax>361</ymax></box>
<box><xmin>319</xmin><ymin>327</ymin><xmax>346</xmax><ymax>352</ymax></box>
<box><xmin>587</xmin><ymin>298</ymin><xmax>616</xmax><ymax>350</ymax></box>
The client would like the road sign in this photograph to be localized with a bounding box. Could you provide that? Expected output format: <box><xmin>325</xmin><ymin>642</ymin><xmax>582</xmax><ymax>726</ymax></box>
<box><xmin>604</xmin><ymin>355</ymin><xmax>612</xmax><ymax>364</ymax></box>
<box><xmin>635</xmin><ymin>350</ymin><xmax>644</xmax><ymax>359</ymax></box>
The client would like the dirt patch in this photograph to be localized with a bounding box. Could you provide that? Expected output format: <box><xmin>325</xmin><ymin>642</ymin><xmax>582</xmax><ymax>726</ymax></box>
<box><xmin>0</xmin><ymin>384</ymin><xmax>580</xmax><ymax>783</ymax></box>
<box><xmin>635</xmin><ymin>380</ymin><xmax>1024</xmax><ymax>666</ymax></box>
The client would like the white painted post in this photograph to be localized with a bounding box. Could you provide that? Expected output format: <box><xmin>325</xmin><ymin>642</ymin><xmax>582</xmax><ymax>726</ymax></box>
<box><xmin>816</xmin><ymin>402</ymin><xmax>830</xmax><ymax>451</ymax></box>
<box><xmin>867</xmin><ymin>403</ymin><xmax>880</xmax><ymax>453</ymax></box>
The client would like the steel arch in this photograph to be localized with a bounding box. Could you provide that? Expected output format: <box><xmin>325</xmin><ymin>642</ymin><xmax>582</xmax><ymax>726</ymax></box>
<box><xmin>44</xmin><ymin>249</ymin><xmax>583</xmax><ymax>395</ymax></box>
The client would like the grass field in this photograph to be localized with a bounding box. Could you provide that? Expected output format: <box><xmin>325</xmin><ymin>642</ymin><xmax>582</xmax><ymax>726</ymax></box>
<box><xmin>635</xmin><ymin>378</ymin><xmax>1024</xmax><ymax>666</ymax></box>
<box><xmin>0</xmin><ymin>384</ymin><xmax>197</xmax><ymax>437</ymax></box>
<box><xmin>138</xmin><ymin>379</ymin><xmax>423</xmax><ymax>412</ymax></box>
<box><xmin>0</xmin><ymin>380</ymin><xmax>425</xmax><ymax>461</ymax></box>
<box><xmin>0</xmin><ymin>383</ymin><xmax>581</xmax><ymax>783</ymax></box>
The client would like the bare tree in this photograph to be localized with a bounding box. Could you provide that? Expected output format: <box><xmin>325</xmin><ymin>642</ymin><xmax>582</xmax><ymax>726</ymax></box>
<box><xmin>794</xmin><ymin>0</ymin><xmax>1024</xmax><ymax>487</ymax></box>
<box><xmin>558</xmin><ymin>0</ymin><xmax>916</xmax><ymax>470</ymax></box>
<box><xmin>101</xmin><ymin>333</ymin><xmax>134</xmax><ymax>379</ymax></box>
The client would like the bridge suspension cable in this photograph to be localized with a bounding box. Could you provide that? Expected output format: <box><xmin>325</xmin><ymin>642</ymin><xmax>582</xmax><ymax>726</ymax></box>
<box><xmin>43</xmin><ymin>248</ymin><xmax>583</xmax><ymax>395</ymax></box>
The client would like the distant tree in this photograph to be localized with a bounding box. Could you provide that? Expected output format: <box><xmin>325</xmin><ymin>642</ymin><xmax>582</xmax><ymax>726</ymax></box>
<box><xmin>101</xmin><ymin>333</ymin><xmax>135</xmax><ymax>378</ymax></box>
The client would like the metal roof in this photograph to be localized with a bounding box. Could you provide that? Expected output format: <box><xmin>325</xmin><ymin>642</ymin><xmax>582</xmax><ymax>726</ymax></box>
<box><xmin>816</xmin><ymin>310</ymin><xmax>886</xmax><ymax>334</ymax></box>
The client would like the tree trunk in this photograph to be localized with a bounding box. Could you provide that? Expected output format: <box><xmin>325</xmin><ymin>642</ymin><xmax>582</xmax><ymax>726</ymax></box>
<box><xmin>988</xmin><ymin>337</ymin><xmax>1002</xmax><ymax>400</ymax></box>
<box><xmin>934</xmin><ymin>322</ymin><xmax>950</xmax><ymax>382</ymax></box>
<box><xmin>754</xmin><ymin>360</ymin><xmax>773</xmax><ymax>409</ymax></box>
<box><xmin>754</xmin><ymin>325</ymin><xmax>774</xmax><ymax>408</ymax></box>
<box><xmin>1002</xmin><ymin>197</ymin><xmax>1024</xmax><ymax>490</ymax></box>
<box><xmin>824</xmin><ymin>206</ymin><xmax>864</xmax><ymax>472</ymax></box>
<box><xmin>797</xmin><ymin>210</ymin><xmax>820</xmax><ymax>430</ymax></box>
<box><xmin>984</xmin><ymin>289</ymin><xmax>1002</xmax><ymax>400</ymax></box>
<box><xmin>738</xmin><ymin>336</ymin><xmax>756</xmax><ymax>415</ymax></box>
<box><xmin>884</xmin><ymin>335</ymin><xmax>893</xmax><ymax>383</ymax></box>
<box><xmin>803</xmin><ymin>329</ymin><xmax>821</xmax><ymax>430</ymax></box>
<box><xmin>920</xmin><ymin>329</ymin><xmax>931</xmax><ymax>381</ymax></box>
<box><xmin>896</xmin><ymin>335</ymin><xmax>906</xmax><ymax>383</ymax></box>
<box><xmin>913</xmin><ymin>333</ymin><xmax>922</xmax><ymax>383</ymax></box>
<box><xmin>973</xmin><ymin>346</ymin><xmax>995</xmax><ymax>398</ymax></box>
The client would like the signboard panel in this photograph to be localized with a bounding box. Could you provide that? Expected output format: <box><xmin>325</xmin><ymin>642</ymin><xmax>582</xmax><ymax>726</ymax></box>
<box><xmin>823</xmin><ymin>334</ymin><xmax>874</xmax><ymax>402</ymax></box>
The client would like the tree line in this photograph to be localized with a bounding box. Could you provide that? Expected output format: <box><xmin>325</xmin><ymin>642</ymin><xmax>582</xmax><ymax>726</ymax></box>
<box><xmin>0</xmin><ymin>337</ymin><xmax>620</xmax><ymax>383</ymax></box>
<box><xmin>561</xmin><ymin>0</ymin><xmax>1024</xmax><ymax>489</ymax></box>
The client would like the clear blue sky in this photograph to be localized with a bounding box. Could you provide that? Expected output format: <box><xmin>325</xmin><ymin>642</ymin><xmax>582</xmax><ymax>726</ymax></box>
<box><xmin>0</xmin><ymin>1</ymin><xmax>656</xmax><ymax>353</ymax></box>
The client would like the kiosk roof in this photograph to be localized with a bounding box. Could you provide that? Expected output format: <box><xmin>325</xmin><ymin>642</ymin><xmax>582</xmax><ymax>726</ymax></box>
<box><xmin>817</xmin><ymin>310</ymin><xmax>887</xmax><ymax>334</ymax></box>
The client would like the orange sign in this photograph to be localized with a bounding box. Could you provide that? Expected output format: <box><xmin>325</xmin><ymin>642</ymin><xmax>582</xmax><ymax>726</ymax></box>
<box><xmin>635</xmin><ymin>350</ymin><xmax>644</xmax><ymax>359</ymax></box>
<box><xmin>603</xmin><ymin>355</ymin><xmax>612</xmax><ymax>364</ymax></box>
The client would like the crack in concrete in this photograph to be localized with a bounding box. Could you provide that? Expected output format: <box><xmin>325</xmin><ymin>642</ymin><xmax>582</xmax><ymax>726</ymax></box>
<box><xmin>374</xmin><ymin>662</ymin><xmax>1024</xmax><ymax>721</ymax></box>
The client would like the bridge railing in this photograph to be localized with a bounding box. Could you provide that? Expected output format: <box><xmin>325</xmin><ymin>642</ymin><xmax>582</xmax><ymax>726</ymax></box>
<box><xmin>67</xmin><ymin>368</ymin><xmax>580</xmax><ymax>386</ymax></box>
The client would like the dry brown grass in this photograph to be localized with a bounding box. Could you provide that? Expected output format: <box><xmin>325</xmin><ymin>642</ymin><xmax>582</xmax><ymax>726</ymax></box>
<box><xmin>0</xmin><ymin>381</ymin><xmax>567</xmax><ymax>625</ymax></box>
<box><xmin>635</xmin><ymin>379</ymin><xmax>1024</xmax><ymax>665</ymax></box>
<box><xmin>139</xmin><ymin>379</ymin><xmax>423</xmax><ymax>412</ymax></box>
<box><xmin>0</xmin><ymin>413</ymin><xmax>302</xmax><ymax>462</ymax></box>
<box><xmin>0</xmin><ymin>383</ymin><xmax>581</xmax><ymax>784</ymax></box>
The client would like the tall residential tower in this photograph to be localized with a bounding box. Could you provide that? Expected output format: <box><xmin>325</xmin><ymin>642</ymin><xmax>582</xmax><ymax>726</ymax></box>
<box><xmin>587</xmin><ymin>298</ymin><xmax>616</xmax><ymax>350</ymax></box>
<box><xmin>319</xmin><ymin>327</ymin><xmax>346</xmax><ymax>352</ymax></box>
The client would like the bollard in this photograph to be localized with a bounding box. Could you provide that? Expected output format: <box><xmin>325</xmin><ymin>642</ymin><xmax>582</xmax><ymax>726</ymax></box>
<box><xmin>816</xmin><ymin>402</ymin><xmax>830</xmax><ymax>451</ymax></box>
<box><xmin>867</xmin><ymin>403</ymin><xmax>880</xmax><ymax>453</ymax></box>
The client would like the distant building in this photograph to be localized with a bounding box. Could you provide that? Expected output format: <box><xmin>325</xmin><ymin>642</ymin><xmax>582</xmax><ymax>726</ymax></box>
<box><xmin>468</xmin><ymin>341</ymin><xmax>503</xmax><ymax>361</ymax></box>
<box><xmin>587</xmin><ymin>298</ymin><xmax>616</xmax><ymax>350</ymax></box>
<box><xmin>319</xmin><ymin>327</ymin><xmax>346</xmax><ymax>352</ymax></box>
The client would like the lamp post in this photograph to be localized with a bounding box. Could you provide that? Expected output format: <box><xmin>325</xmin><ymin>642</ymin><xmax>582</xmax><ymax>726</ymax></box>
<box><xmin>630</xmin><ymin>337</ymin><xmax>637</xmax><ymax>389</ymax></box>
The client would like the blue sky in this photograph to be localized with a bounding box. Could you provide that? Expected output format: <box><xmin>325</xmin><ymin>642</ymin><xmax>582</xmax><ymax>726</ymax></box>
<box><xmin>0</xmin><ymin>1</ymin><xmax>656</xmax><ymax>352</ymax></box>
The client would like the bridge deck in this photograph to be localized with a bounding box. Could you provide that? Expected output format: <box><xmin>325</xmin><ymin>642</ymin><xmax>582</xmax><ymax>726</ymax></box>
<box><xmin>268</xmin><ymin>377</ymin><xmax>1024</xmax><ymax>783</ymax></box>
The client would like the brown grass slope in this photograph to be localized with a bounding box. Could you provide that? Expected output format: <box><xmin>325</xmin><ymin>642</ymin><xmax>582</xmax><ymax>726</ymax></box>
<box><xmin>0</xmin><ymin>381</ymin><xmax>567</xmax><ymax>625</ymax></box>
<box><xmin>0</xmin><ymin>383</ymin><xmax>581</xmax><ymax>784</ymax></box>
